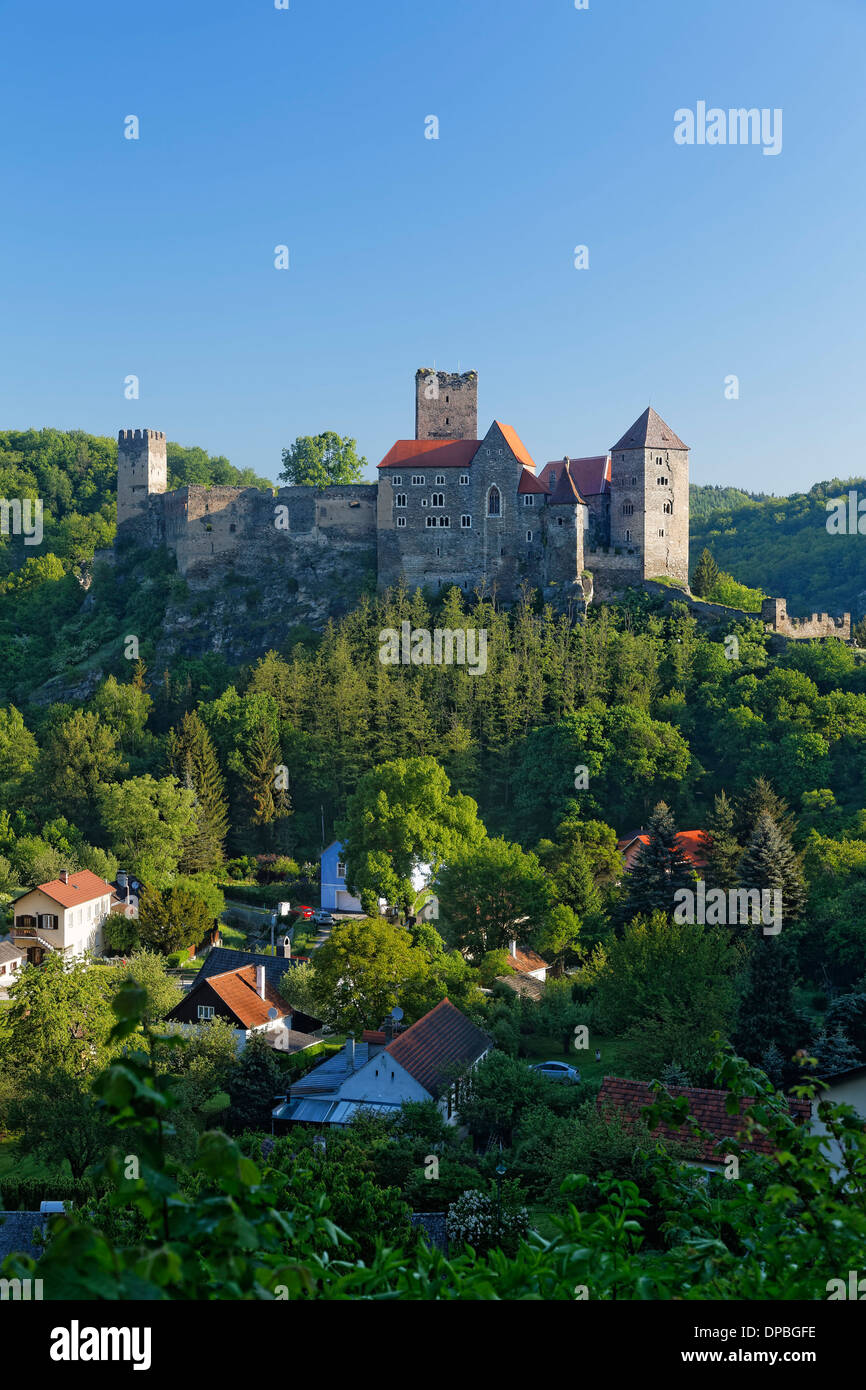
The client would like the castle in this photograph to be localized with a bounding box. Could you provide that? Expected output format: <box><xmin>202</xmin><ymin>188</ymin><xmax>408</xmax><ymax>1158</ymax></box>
<box><xmin>116</xmin><ymin>370</ymin><xmax>690</xmax><ymax>607</ymax></box>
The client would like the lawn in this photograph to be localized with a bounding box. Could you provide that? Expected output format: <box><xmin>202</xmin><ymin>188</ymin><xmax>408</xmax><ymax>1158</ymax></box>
<box><xmin>521</xmin><ymin>1032</ymin><xmax>628</xmax><ymax>1085</ymax></box>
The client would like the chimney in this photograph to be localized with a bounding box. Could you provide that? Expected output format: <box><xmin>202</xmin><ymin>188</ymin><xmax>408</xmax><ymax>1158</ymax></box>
<box><xmin>347</xmin><ymin>1035</ymin><xmax>355</xmax><ymax>1070</ymax></box>
<box><xmin>256</xmin><ymin>965</ymin><xmax>266</xmax><ymax>999</ymax></box>
<box><xmin>59</xmin><ymin>870</ymin><xmax>69</xmax><ymax>885</ymax></box>
<box><xmin>117</xmin><ymin>870</ymin><xmax>128</xmax><ymax>890</ymax></box>
<box><xmin>509</xmin><ymin>939</ymin><xmax>518</xmax><ymax>958</ymax></box>
<box><xmin>383</xmin><ymin>1017</ymin><xmax>394</xmax><ymax>1042</ymax></box>
<box><xmin>282</xmin><ymin>936</ymin><xmax>292</xmax><ymax>959</ymax></box>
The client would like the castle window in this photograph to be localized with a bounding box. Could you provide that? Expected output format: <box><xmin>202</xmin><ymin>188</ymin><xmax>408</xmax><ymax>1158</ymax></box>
<box><xmin>632</xmin><ymin>477</ymin><xmax>637</xmax><ymax>485</ymax></box>
<box><xmin>459</xmin><ymin>473</ymin><xmax>470</xmax><ymax>485</ymax></box>
<box><xmin>487</xmin><ymin>486</ymin><xmax>501</xmax><ymax>517</ymax></box>
<box><xmin>557</xmin><ymin>517</ymin><xmax>565</xmax><ymax>527</ymax></box>
<box><xmin>438</xmin><ymin>515</ymin><xmax>450</xmax><ymax>527</ymax></box>
<box><xmin>392</xmin><ymin>475</ymin><xmax>402</xmax><ymax>485</ymax></box>
<box><xmin>461</xmin><ymin>514</ymin><xmax>472</xmax><ymax>528</ymax></box>
<box><xmin>412</xmin><ymin>475</ymin><xmax>425</xmax><ymax>485</ymax></box>
<box><xmin>663</xmin><ymin>501</ymin><xmax>672</xmax><ymax>514</ymax></box>
<box><xmin>526</xmin><ymin>529</ymin><xmax>533</xmax><ymax>542</ymax></box>
<box><xmin>435</xmin><ymin>474</ymin><xmax>445</xmax><ymax>485</ymax></box>
<box><xmin>426</xmin><ymin>516</ymin><xmax>436</xmax><ymax>527</ymax></box>
<box><xmin>625</xmin><ymin>529</ymin><xmax>631</xmax><ymax>542</ymax></box>
<box><xmin>432</xmin><ymin>493</ymin><xmax>445</xmax><ymax>508</ymax></box>
<box><xmin>421</xmin><ymin>498</ymin><xmax>428</xmax><ymax>507</ymax></box>
<box><xmin>445</xmin><ymin>418</ymin><xmax>449</xmax><ymax>426</ymax></box>
<box><xmin>395</xmin><ymin>494</ymin><xmax>406</xmax><ymax>508</ymax></box>
<box><xmin>445</xmin><ymin>395</ymin><xmax>449</xmax><ymax>403</ymax></box>
<box><xmin>658</xmin><ymin>528</ymin><xmax>665</xmax><ymax>537</ymax></box>
<box><xmin>523</xmin><ymin>494</ymin><xmax>534</xmax><ymax>506</ymax></box>
<box><xmin>622</xmin><ymin>503</ymin><xmax>633</xmax><ymax>516</ymax></box>
<box><xmin>230</xmin><ymin>523</ymin><xmax>236</xmax><ymax>532</ymax></box>
<box><xmin>397</xmin><ymin>517</ymin><xmax>406</xmax><ymax>527</ymax></box>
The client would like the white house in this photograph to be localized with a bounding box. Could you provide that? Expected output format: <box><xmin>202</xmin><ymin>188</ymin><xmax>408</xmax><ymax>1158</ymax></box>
<box><xmin>0</xmin><ymin>941</ymin><xmax>23</xmax><ymax>994</ymax></box>
<box><xmin>11</xmin><ymin>871</ymin><xmax>116</xmax><ymax>963</ymax></box>
<box><xmin>809</xmin><ymin>1065</ymin><xmax>866</xmax><ymax>1175</ymax></box>
<box><xmin>273</xmin><ymin>997</ymin><xmax>492</xmax><ymax>1128</ymax></box>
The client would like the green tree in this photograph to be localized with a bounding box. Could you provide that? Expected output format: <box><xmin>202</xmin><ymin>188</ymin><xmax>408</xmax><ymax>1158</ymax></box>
<box><xmin>279</xmin><ymin>432</ymin><xmax>367</xmax><ymax>487</ymax></box>
<box><xmin>437</xmin><ymin>837</ymin><xmax>552</xmax><ymax>961</ymax></box>
<box><xmin>700</xmin><ymin>791</ymin><xmax>742</xmax><ymax>892</ymax></box>
<box><xmin>167</xmin><ymin>710</ymin><xmax>229</xmax><ymax>871</ymax></box>
<box><xmin>736</xmin><ymin>812</ymin><xmax>807</xmax><ymax>924</ymax></box>
<box><xmin>97</xmin><ymin>775</ymin><xmax>198</xmax><ymax>880</ymax></box>
<box><xmin>137</xmin><ymin>884</ymin><xmax>215</xmax><ymax>955</ymax></box>
<box><xmin>691</xmin><ymin>547</ymin><xmax>720</xmax><ymax>598</ymax></box>
<box><xmin>227</xmin><ymin>1032</ymin><xmax>284</xmax><ymax>1133</ymax></box>
<box><xmin>622</xmin><ymin>802</ymin><xmax>696</xmax><ymax>922</ymax></box>
<box><xmin>115</xmin><ymin>951</ymin><xmax>183</xmax><ymax>1024</ymax></box>
<box><xmin>311</xmin><ymin>916</ymin><xmax>430</xmax><ymax>1032</ymax></box>
<box><xmin>5</xmin><ymin>954</ymin><xmax>116</xmax><ymax>1077</ymax></box>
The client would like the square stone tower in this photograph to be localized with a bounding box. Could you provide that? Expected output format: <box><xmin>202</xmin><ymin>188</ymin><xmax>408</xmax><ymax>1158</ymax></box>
<box><xmin>117</xmin><ymin>429</ymin><xmax>167</xmax><ymax>531</ymax></box>
<box><xmin>415</xmin><ymin>369</ymin><xmax>478</xmax><ymax>440</ymax></box>
<box><xmin>609</xmin><ymin>408</ymin><xmax>689</xmax><ymax>585</ymax></box>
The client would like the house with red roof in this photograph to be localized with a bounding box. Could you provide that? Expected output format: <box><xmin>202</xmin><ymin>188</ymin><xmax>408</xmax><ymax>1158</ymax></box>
<box><xmin>10</xmin><ymin>870</ymin><xmax>118</xmax><ymax>964</ymax></box>
<box><xmin>166</xmin><ymin>961</ymin><xmax>322</xmax><ymax>1054</ymax></box>
<box><xmin>273</xmin><ymin>998</ymin><xmax>492</xmax><ymax>1129</ymax></box>
<box><xmin>617</xmin><ymin>830</ymin><xmax>708</xmax><ymax>874</ymax></box>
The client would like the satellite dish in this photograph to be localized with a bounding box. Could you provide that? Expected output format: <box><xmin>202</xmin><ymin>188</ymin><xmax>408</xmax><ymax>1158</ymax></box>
<box><xmin>267</xmin><ymin>1007</ymin><xmax>279</xmax><ymax>1020</ymax></box>
<box><xmin>391</xmin><ymin>1006</ymin><xmax>404</xmax><ymax>1022</ymax></box>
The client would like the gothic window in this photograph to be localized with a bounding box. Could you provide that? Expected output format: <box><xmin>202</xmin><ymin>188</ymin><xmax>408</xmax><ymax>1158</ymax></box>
<box><xmin>395</xmin><ymin>494</ymin><xmax>406</xmax><ymax>508</ymax></box>
<box><xmin>432</xmin><ymin>493</ymin><xmax>445</xmax><ymax>508</ymax></box>
<box><xmin>435</xmin><ymin>474</ymin><xmax>445</xmax><ymax>485</ymax></box>
<box><xmin>392</xmin><ymin>475</ymin><xmax>402</xmax><ymax>485</ymax></box>
<box><xmin>461</xmin><ymin>514</ymin><xmax>472</xmax><ymax>528</ymax></box>
<box><xmin>658</xmin><ymin>528</ymin><xmax>665</xmax><ymax>537</ymax></box>
<box><xmin>487</xmin><ymin>486</ymin><xmax>501</xmax><ymax>517</ymax></box>
<box><xmin>663</xmin><ymin>501</ymin><xmax>672</xmax><ymax>514</ymax></box>
<box><xmin>411</xmin><ymin>475</ymin><xmax>425</xmax><ymax>485</ymax></box>
<box><xmin>438</xmin><ymin>515</ymin><xmax>450</xmax><ymax>527</ymax></box>
<box><xmin>459</xmin><ymin>473</ymin><xmax>470</xmax><ymax>485</ymax></box>
<box><xmin>425</xmin><ymin>516</ymin><xmax>436</xmax><ymax>527</ymax></box>
<box><xmin>526</xmin><ymin>530</ymin><xmax>533</xmax><ymax>542</ymax></box>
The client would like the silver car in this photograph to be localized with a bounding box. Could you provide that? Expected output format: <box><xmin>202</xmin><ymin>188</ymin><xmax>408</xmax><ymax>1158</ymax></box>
<box><xmin>531</xmin><ymin>1060</ymin><xmax>581</xmax><ymax>1083</ymax></box>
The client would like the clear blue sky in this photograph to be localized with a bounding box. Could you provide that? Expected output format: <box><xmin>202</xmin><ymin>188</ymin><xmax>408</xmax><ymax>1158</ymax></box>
<box><xmin>1</xmin><ymin>0</ymin><xmax>863</xmax><ymax>491</ymax></box>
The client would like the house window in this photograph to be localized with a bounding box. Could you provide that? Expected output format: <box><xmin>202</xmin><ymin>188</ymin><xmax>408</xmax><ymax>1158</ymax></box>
<box><xmin>411</xmin><ymin>475</ymin><xmax>425</xmax><ymax>485</ymax></box>
<box><xmin>438</xmin><ymin>515</ymin><xmax>450</xmax><ymax>527</ymax></box>
<box><xmin>395</xmin><ymin>493</ymin><xmax>406</xmax><ymax>508</ymax></box>
<box><xmin>460</xmin><ymin>514</ymin><xmax>472</xmax><ymax>528</ymax></box>
<box><xmin>487</xmin><ymin>486</ymin><xmax>501</xmax><ymax>517</ymax></box>
<box><xmin>459</xmin><ymin>473</ymin><xmax>470</xmax><ymax>485</ymax></box>
<box><xmin>526</xmin><ymin>529</ymin><xmax>533</xmax><ymax>542</ymax></box>
<box><xmin>435</xmin><ymin>474</ymin><xmax>445</xmax><ymax>485</ymax></box>
<box><xmin>523</xmin><ymin>494</ymin><xmax>534</xmax><ymax>506</ymax></box>
<box><xmin>337</xmin><ymin>862</ymin><xmax>346</xmax><ymax>878</ymax></box>
<box><xmin>432</xmin><ymin>492</ymin><xmax>444</xmax><ymax>508</ymax></box>
<box><xmin>397</xmin><ymin>516</ymin><xmax>406</xmax><ymax>527</ymax></box>
<box><xmin>197</xmin><ymin>1005</ymin><xmax>214</xmax><ymax>1021</ymax></box>
<box><xmin>392</xmin><ymin>475</ymin><xmax>402</xmax><ymax>485</ymax></box>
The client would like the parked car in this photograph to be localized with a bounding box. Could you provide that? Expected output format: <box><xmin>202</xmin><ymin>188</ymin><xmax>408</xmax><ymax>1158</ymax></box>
<box><xmin>294</xmin><ymin>905</ymin><xmax>315</xmax><ymax>919</ymax></box>
<box><xmin>312</xmin><ymin>910</ymin><xmax>336</xmax><ymax>927</ymax></box>
<box><xmin>531</xmin><ymin>1060</ymin><xmax>581</xmax><ymax>1083</ymax></box>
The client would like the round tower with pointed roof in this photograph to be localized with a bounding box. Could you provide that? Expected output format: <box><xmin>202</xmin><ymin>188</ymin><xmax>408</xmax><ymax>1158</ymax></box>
<box><xmin>609</xmin><ymin>407</ymin><xmax>689</xmax><ymax>585</ymax></box>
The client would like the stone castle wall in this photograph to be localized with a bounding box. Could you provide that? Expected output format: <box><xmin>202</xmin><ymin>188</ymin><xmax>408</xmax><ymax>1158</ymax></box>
<box><xmin>761</xmin><ymin>597</ymin><xmax>851</xmax><ymax>641</ymax></box>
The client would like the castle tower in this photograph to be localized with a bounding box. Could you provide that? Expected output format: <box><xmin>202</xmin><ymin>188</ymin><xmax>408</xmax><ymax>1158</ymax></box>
<box><xmin>415</xmin><ymin>369</ymin><xmax>478</xmax><ymax>441</ymax></box>
<box><xmin>117</xmin><ymin>429</ymin><xmax>167</xmax><ymax>531</ymax></box>
<box><xmin>609</xmin><ymin>408</ymin><xmax>689</xmax><ymax>585</ymax></box>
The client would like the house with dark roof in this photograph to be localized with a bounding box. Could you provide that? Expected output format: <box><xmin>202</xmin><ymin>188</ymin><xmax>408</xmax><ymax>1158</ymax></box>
<box><xmin>191</xmin><ymin>944</ymin><xmax>309</xmax><ymax>993</ymax></box>
<box><xmin>273</xmin><ymin>998</ymin><xmax>492</xmax><ymax>1129</ymax></box>
<box><xmin>598</xmin><ymin>1076</ymin><xmax>812</xmax><ymax>1169</ymax></box>
<box><xmin>166</xmin><ymin>962</ymin><xmax>321</xmax><ymax>1054</ymax></box>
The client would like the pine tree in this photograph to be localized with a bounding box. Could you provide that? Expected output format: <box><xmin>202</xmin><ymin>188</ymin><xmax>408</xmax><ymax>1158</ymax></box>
<box><xmin>735</xmin><ymin>776</ymin><xmax>797</xmax><ymax>844</ymax></box>
<box><xmin>735</xmin><ymin>812</ymin><xmax>807</xmax><ymax>923</ymax></box>
<box><xmin>622</xmin><ymin>801</ymin><xmax>696</xmax><ymax>921</ymax></box>
<box><xmin>168</xmin><ymin>711</ymin><xmax>229</xmax><ymax>873</ymax></box>
<box><xmin>701</xmin><ymin>790</ymin><xmax>742</xmax><ymax>891</ymax></box>
<box><xmin>691</xmin><ymin>548</ymin><xmax>719</xmax><ymax>598</ymax></box>
<box><xmin>808</xmin><ymin>1026</ymin><xmax>860</xmax><ymax>1078</ymax></box>
<box><xmin>735</xmin><ymin>935</ymin><xmax>804</xmax><ymax>1064</ymax></box>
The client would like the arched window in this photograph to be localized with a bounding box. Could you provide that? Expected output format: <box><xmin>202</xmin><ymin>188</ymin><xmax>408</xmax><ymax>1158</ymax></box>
<box><xmin>487</xmin><ymin>486</ymin><xmax>501</xmax><ymax>517</ymax></box>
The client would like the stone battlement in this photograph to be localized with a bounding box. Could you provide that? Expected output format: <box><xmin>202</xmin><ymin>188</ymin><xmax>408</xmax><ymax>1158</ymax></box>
<box><xmin>118</xmin><ymin>429</ymin><xmax>166</xmax><ymax>442</ymax></box>
<box><xmin>761</xmin><ymin>597</ymin><xmax>851</xmax><ymax>641</ymax></box>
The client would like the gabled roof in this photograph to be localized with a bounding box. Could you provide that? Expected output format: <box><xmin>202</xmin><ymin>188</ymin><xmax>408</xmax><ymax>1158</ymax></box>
<box><xmin>598</xmin><ymin>1077</ymin><xmax>811</xmax><ymax>1162</ymax></box>
<box><xmin>548</xmin><ymin>465</ymin><xmax>587</xmax><ymax>506</ymax></box>
<box><xmin>0</xmin><ymin>941</ymin><xmax>23</xmax><ymax>966</ymax></box>
<box><xmin>618</xmin><ymin>830</ymin><xmax>707</xmax><ymax>869</ymax></box>
<box><xmin>539</xmin><ymin>456</ymin><xmax>610</xmax><ymax>497</ymax></box>
<box><xmin>385</xmin><ymin>998</ymin><xmax>491</xmax><ymax>1098</ymax></box>
<box><xmin>17</xmin><ymin>871</ymin><xmax>114</xmax><ymax>910</ymax></box>
<box><xmin>193</xmin><ymin>946</ymin><xmax>303</xmax><ymax>993</ymax></box>
<box><xmin>491</xmin><ymin>422</ymin><xmax>536</xmax><ymax>471</ymax></box>
<box><xmin>495</xmin><ymin>973</ymin><xmax>546</xmax><ymax>1001</ymax></box>
<box><xmin>507</xmin><ymin>946</ymin><xmax>549</xmax><ymax>974</ymax></box>
<box><xmin>377</xmin><ymin>439</ymin><xmax>481</xmax><ymax>470</ymax></box>
<box><xmin>611</xmin><ymin>407</ymin><xmax>688</xmax><ymax>453</ymax></box>
<box><xmin>198</xmin><ymin>965</ymin><xmax>290</xmax><ymax>1030</ymax></box>
<box><xmin>517</xmin><ymin>467</ymin><xmax>548</xmax><ymax>495</ymax></box>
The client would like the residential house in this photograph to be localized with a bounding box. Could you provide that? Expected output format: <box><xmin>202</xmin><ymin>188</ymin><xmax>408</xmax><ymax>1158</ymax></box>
<box><xmin>165</xmin><ymin>961</ymin><xmax>322</xmax><ymax>1054</ymax></box>
<box><xmin>0</xmin><ymin>940</ymin><xmax>23</xmax><ymax>995</ymax></box>
<box><xmin>10</xmin><ymin>871</ymin><xmax>115</xmax><ymax>964</ymax></box>
<box><xmin>598</xmin><ymin>1076</ymin><xmax>812</xmax><ymax>1171</ymax></box>
<box><xmin>808</xmin><ymin>1063</ymin><xmax>866</xmax><ymax>1174</ymax></box>
<box><xmin>272</xmin><ymin>997</ymin><xmax>491</xmax><ymax>1129</ymax></box>
<box><xmin>109</xmin><ymin>870</ymin><xmax>141</xmax><ymax>920</ymax></box>
<box><xmin>617</xmin><ymin>830</ymin><xmax>707</xmax><ymax>874</ymax></box>
<box><xmin>320</xmin><ymin>840</ymin><xmax>363</xmax><ymax>913</ymax></box>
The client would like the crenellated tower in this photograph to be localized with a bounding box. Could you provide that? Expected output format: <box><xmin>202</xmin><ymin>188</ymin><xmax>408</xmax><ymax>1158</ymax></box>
<box><xmin>117</xmin><ymin>429</ymin><xmax>167</xmax><ymax>534</ymax></box>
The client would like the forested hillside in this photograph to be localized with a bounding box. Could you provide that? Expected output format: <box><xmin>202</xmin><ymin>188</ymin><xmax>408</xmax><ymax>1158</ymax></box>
<box><xmin>690</xmin><ymin>478</ymin><xmax>866</xmax><ymax>619</ymax></box>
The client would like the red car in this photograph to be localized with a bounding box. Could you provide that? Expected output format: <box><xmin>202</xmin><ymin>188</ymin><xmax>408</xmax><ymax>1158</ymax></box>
<box><xmin>294</xmin><ymin>906</ymin><xmax>314</xmax><ymax>920</ymax></box>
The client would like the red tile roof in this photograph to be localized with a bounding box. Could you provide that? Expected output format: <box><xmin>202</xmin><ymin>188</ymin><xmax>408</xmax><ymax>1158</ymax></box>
<box><xmin>507</xmin><ymin>947</ymin><xmax>549</xmax><ymax>975</ymax></box>
<box><xmin>539</xmin><ymin>456</ymin><xmax>611</xmax><ymax>497</ymax></box>
<box><xmin>598</xmin><ymin>1077</ymin><xmax>811</xmax><ymax>1161</ymax></box>
<box><xmin>385</xmin><ymin>998</ymin><xmax>491</xmax><ymax>1097</ymax></box>
<box><xmin>518</xmin><ymin>467</ymin><xmax>548</xmax><ymax>495</ymax></box>
<box><xmin>493</xmin><ymin>422</ymin><xmax>536</xmax><ymax>471</ymax></box>
<box><xmin>362</xmin><ymin>1029</ymin><xmax>387</xmax><ymax>1044</ymax></box>
<box><xmin>21</xmin><ymin>871</ymin><xmax>114</xmax><ymax>910</ymax></box>
<box><xmin>206</xmin><ymin>964</ymin><xmax>290</xmax><ymax>1029</ymax></box>
<box><xmin>377</xmin><ymin>439</ymin><xmax>481</xmax><ymax>470</ymax></box>
<box><xmin>618</xmin><ymin>830</ymin><xmax>707</xmax><ymax>869</ymax></box>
